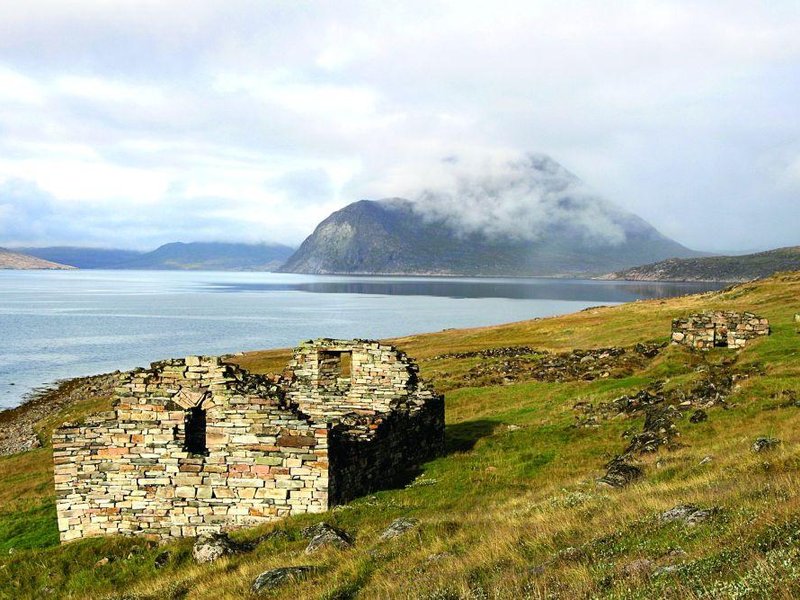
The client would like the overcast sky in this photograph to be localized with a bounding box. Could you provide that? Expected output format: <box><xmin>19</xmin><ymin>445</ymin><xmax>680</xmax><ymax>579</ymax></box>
<box><xmin>0</xmin><ymin>0</ymin><xmax>798</xmax><ymax>252</ymax></box>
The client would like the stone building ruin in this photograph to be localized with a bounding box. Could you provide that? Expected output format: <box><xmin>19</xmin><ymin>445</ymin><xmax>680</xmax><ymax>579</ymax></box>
<box><xmin>671</xmin><ymin>311</ymin><xmax>769</xmax><ymax>350</ymax></box>
<box><xmin>53</xmin><ymin>339</ymin><xmax>444</xmax><ymax>542</ymax></box>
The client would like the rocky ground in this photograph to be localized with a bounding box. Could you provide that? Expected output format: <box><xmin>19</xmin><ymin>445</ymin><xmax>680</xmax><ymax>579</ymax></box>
<box><xmin>0</xmin><ymin>373</ymin><xmax>117</xmax><ymax>456</ymax></box>
<box><xmin>436</xmin><ymin>342</ymin><xmax>665</xmax><ymax>387</ymax></box>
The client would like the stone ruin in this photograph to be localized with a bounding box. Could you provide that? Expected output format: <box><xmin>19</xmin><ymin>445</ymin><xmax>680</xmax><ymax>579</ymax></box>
<box><xmin>671</xmin><ymin>311</ymin><xmax>769</xmax><ymax>350</ymax></box>
<box><xmin>53</xmin><ymin>339</ymin><xmax>444</xmax><ymax>542</ymax></box>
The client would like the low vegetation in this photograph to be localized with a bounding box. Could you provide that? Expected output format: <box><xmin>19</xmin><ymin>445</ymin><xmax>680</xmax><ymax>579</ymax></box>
<box><xmin>1</xmin><ymin>272</ymin><xmax>800</xmax><ymax>599</ymax></box>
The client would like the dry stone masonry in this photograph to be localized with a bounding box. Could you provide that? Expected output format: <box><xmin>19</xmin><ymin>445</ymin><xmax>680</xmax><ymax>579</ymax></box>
<box><xmin>671</xmin><ymin>311</ymin><xmax>769</xmax><ymax>350</ymax></box>
<box><xmin>53</xmin><ymin>339</ymin><xmax>444</xmax><ymax>542</ymax></box>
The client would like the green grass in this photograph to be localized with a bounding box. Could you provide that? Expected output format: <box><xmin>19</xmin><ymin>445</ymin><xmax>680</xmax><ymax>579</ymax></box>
<box><xmin>1</xmin><ymin>271</ymin><xmax>800</xmax><ymax>598</ymax></box>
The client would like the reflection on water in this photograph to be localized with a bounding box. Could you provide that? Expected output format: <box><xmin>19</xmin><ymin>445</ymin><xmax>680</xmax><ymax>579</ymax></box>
<box><xmin>209</xmin><ymin>277</ymin><xmax>726</xmax><ymax>302</ymax></box>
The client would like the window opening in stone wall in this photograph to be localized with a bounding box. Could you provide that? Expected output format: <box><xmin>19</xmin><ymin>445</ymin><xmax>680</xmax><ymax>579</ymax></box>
<box><xmin>714</xmin><ymin>324</ymin><xmax>729</xmax><ymax>347</ymax></box>
<box><xmin>319</xmin><ymin>350</ymin><xmax>353</xmax><ymax>387</ymax></box>
<box><xmin>184</xmin><ymin>407</ymin><xmax>207</xmax><ymax>455</ymax></box>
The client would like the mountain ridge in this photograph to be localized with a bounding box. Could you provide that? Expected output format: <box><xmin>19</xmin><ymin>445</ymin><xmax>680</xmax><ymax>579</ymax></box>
<box><xmin>601</xmin><ymin>245</ymin><xmax>800</xmax><ymax>282</ymax></box>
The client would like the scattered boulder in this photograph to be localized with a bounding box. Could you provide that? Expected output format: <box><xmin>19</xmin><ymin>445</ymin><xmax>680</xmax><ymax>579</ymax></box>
<box><xmin>154</xmin><ymin>551</ymin><xmax>170</xmax><ymax>568</ymax></box>
<box><xmin>597</xmin><ymin>458</ymin><xmax>643</xmax><ymax>488</ymax></box>
<box><xmin>689</xmin><ymin>410</ymin><xmax>708</xmax><ymax>423</ymax></box>
<box><xmin>380</xmin><ymin>517</ymin><xmax>420</xmax><ymax>541</ymax></box>
<box><xmin>192</xmin><ymin>532</ymin><xmax>242</xmax><ymax>564</ymax></box>
<box><xmin>658</xmin><ymin>504</ymin><xmax>715</xmax><ymax>526</ymax></box>
<box><xmin>302</xmin><ymin>523</ymin><xmax>353</xmax><ymax>554</ymax></box>
<box><xmin>753</xmin><ymin>437</ymin><xmax>781</xmax><ymax>453</ymax></box>
<box><xmin>251</xmin><ymin>566</ymin><xmax>314</xmax><ymax>594</ymax></box>
<box><xmin>93</xmin><ymin>557</ymin><xmax>111</xmax><ymax>568</ymax></box>
<box><xmin>624</xmin><ymin>405</ymin><xmax>681</xmax><ymax>455</ymax></box>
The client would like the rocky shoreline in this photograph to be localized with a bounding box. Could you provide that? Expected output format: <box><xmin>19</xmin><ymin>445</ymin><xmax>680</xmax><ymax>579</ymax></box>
<box><xmin>0</xmin><ymin>372</ymin><xmax>118</xmax><ymax>456</ymax></box>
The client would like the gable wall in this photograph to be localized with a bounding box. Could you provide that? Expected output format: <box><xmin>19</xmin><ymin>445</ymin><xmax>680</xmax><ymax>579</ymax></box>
<box><xmin>53</xmin><ymin>357</ymin><xmax>329</xmax><ymax>542</ymax></box>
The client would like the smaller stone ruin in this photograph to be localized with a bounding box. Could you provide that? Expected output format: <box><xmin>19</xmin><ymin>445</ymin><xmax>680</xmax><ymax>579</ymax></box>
<box><xmin>671</xmin><ymin>311</ymin><xmax>769</xmax><ymax>350</ymax></box>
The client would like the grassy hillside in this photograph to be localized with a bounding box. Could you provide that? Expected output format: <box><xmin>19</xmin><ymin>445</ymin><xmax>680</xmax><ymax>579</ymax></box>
<box><xmin>603</xmin><ymin>246</ymin><xmax>800</xmax><ymax>282</ymax></box>
<box><xmin>2</xmin><ymin>272</ymin><xmax>800</xmax><ymax>599</ymax></box>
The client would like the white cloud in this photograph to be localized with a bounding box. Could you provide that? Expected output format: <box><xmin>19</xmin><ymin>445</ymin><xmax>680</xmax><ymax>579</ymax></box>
<box><xmin>0</xmin><ymin>1</ymin><xmax>798</xmax><ymax>251</ymax></box>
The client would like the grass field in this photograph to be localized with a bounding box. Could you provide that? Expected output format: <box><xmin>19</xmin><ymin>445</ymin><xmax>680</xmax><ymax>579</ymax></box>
<box><xmin>1</xmin><ymin>272</ymin><xmax>799</xmax><ymax>599</ymax></box>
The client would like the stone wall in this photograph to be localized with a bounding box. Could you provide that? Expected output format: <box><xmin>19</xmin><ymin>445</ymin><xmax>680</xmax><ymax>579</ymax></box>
<box><xmin>329</xmin><ymin>397</ymin><xmax>445</xmax><ymax>505</ymax></box>
<box><xmin>54</xmin><ymin>339</ymin><xmax>444</xmax><ymax>543</ymax></box>
<box><xmin>286</xmin><ymin>339</ymin><xmax>429</xmax><ymax>419</ymax></box>
<box><xmin>671</xmin><ymin>311</ymin><xmax>769</xmax><ymax>350</ymax></box>
<box><xmin>53</xmin><ymin>357</ymin><xmax>329</xmax><ymax>542</ymax></box>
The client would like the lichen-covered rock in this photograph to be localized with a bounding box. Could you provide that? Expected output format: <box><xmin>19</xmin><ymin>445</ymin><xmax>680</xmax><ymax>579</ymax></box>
<box><xmin>303</xmin><ymin>523</ymin><xmax>353</xmax><ymax>554</ymax></box>
<box><xmin>251</xmin><ymin>566</ymin><xmax>313</xmax><ymax>594</ymax></box>
<box><xmin>379</xmin><ymin>517</ymin><xmax>420</xmax><ymax>540</ymax></box>
<box><xmin>752</xmin><ymin>437</ymin><xmax>780</xmax><ymax>453</ymax></box>
<box><xmin>192</xmin><ymin>532</ymin><xmax>241</xmax><ymax>564</ymax></box>
<box><xmin>689</xmin><ymin>409</ymin><xmax>708</xmax><ymax>423</ymax></box>
<box><xmin>658</xmin><ymin>504</ymin><xmax>715</xmax><ymax>526</ymax></box>
<box><xmin>597</xmin><ymin>458</ymin><xmax>643</xmax><ymax>488</ymax></box>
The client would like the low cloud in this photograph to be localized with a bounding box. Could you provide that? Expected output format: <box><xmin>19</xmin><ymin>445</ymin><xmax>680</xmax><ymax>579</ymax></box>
<box><xmin>410</xmin><ymin>153</ymin><xmax>628</xmax><ymax>244</ymax></box>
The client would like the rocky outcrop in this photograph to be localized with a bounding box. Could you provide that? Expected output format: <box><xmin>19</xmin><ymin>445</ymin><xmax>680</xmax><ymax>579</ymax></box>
<box><xmin>192</xmin><ymin>532</ymin><xmax>243</xmax><ymax>564</ymax></box>
<box><xmin>597</xmin><ymin>458</ymin><xmax>643</xmax><ymax>488</ymax></box>
<box><xmin>659</xmin><ymin>504</ymin><xmax>716</xmax><ymax>526</ymax></box>
<box><xmin>252</xmin><ymin>566</ymin><xmax>314</xmax><ymax>594</ymax></box>
<box><xmin>302</xmin><ymin>523</ymin><xmax>353</xmax><ymax>554</ymax></box>
<box><xmin>379</xmin><ymin>517</ymin><xmax>420</xmax><ymax>540</ymax></box>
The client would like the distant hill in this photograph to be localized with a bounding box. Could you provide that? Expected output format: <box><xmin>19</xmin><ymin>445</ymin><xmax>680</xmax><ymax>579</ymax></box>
<box><xmin>0</xmin><ymin>248</ymin><xmax>75</xmax><ymax>270</ymax></box>
<box><xmin>601</xmin><ymin>246</ymin><xmax>800</xmax><ymax>282</ymax></box>
<box><xmin>12</xmin><ymin>243</ymin><xmax>295</xmax><ymax>271</ymax></box>
<box><xmin>111</xmin><ymin>242</ymin><xmax>295</xmax><ymax>271</ymax></box>
<box><xmin>17</xmin><ymin>247</ymin><xmax>143</xmax><ymax>269</ymax></box>
<box><xmin>600</xmin><ymin>246</ymin><xmax>800</xmax><ymax>282</ymax></box>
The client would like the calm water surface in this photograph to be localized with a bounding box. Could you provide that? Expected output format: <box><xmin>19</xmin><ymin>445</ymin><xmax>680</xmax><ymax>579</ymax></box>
<box><xmin>0</xmin><ymin>270</ymin><xmax>725</xmax><ymax>408</ymax></box>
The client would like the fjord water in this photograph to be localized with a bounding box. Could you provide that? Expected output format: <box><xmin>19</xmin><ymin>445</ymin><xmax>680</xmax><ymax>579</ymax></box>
<box><xmin>0</xmin><ymin>270</ymin><xmax>725</xmax><ymax>409</ymax></box>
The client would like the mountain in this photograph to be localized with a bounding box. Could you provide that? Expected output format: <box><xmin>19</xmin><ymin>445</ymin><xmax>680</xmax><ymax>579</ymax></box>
<box><xmin>281</xmin><ymin>155</ymin><xmax>700</xmax><ymax>277</ymax></box>
<box><xmin>602</xmin><ymin>245</ymin><xmax>800</xmax><ymax>282</ymax></box>
<box><xmin>110</xmin><ymin>242</ymin><xmax>295</xmax><ymax>271</ymax></box>
<box><xmin>16</xmin><ymin>247</ymin><xmax>143</xmax><ymax>269</ymax></box>
<box><xmin>0</xmin><ymin>247</ymin><xmax>75</xmax><ymax>270</ymax></box>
